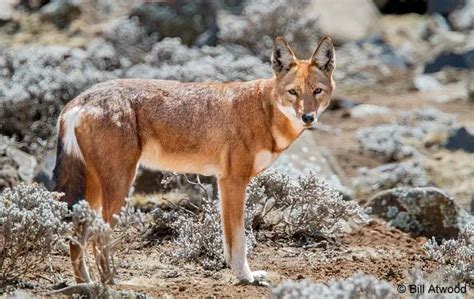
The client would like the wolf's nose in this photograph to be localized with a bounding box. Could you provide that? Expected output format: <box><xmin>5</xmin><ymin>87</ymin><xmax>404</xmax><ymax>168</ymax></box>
<box><xmin>302</xmin><ymin>113</ymin><xmax>314</xmax><ymax>124</ymax></box>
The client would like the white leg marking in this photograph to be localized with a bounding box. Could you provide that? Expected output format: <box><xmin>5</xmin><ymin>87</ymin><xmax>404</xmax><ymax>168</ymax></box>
<box><xmin>62</xmin><ymin>106</ymin><xmax>85</xmax><ymax>162</ymax></box>
<box><xmin>225</xmin><ymin>222</ymin><xmax>268</xmax><ymax>285</ymax></box>
<box><xmin>226</xmin><ymin>224</ymin><xmax>253</xmax><ymax>281</ymax></box>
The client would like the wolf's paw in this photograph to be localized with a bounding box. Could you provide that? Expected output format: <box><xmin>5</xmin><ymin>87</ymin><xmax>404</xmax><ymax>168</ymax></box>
<box><xmin>237</xmin><ymin>270</ymin><xmax>268</xmax><ymax>287</ymax></box>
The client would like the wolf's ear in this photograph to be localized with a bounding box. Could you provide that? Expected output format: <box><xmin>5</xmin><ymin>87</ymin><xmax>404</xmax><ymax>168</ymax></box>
<box><xmin>311</xmin><ymin>36</ymin><xmax>335</xmax><ymax>74</ymax></box>
<box><xmin>271</xmin><ymin>37</ymin><xmax>296</xmax><ymax>76</ymax></box>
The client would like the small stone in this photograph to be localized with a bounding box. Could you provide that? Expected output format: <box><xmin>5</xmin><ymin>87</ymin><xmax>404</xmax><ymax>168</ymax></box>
<box><xmin>444</xmin><ymin>127</ymin><xmax>474</xmax><ymax>153</ymax></box>
<box><xmin>350</xmin><ymin>104</ymin><xmax>391</xmax><ymax>118</ymax></box>
<box><xmin>424</xmin><ymin>49</ymin><xmax>474</xmax><ymax>73</ymax></box>
<box><xmin>414</xmin><ymin>74</ymin><xmax>442</xmax><ymax>92</ymax></box>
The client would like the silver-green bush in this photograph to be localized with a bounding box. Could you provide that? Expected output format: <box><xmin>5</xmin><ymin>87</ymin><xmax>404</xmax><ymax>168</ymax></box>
<box><xmin>246</xmin><ymin>170</ymin><xmax>366</xmax><ymax>239</ymax></box>
<box><xmin>0</xmin><ymin>183</ymin><xmax>70</xmax><ymax>283</ymax></box>
<box><xmin>271</xmin><ymin>273</ymin><xmax>397</xmax><ymax>299</ymax></box>
<box><xmin>423</xmin><ymin>225</ymin><xmax>474</xmax><ymax>285</ymax></box>
<box><xmin>219</xmin><ymin>0</ymin><xmax>319</xmax><ymax>58</ymax></box>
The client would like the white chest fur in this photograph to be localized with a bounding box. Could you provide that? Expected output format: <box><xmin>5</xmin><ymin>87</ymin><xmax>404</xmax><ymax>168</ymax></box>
<box><xmin>253</xmin><ymin>150</ymin><xmax>279</xmax><ymax>175</ymax></box>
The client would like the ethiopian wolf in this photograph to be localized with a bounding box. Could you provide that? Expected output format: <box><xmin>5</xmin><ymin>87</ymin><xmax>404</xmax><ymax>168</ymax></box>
<box><xmin>53</xmin><ymin>36</ymin><xmax>336</xmax><ymax>284</ymax></box>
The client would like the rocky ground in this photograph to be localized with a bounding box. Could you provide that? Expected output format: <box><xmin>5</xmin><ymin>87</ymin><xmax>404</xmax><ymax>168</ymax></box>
<box><xmin>0</xmin><ymin>0</ymin><xmax>473</xmax><ymax>298</ymax></box>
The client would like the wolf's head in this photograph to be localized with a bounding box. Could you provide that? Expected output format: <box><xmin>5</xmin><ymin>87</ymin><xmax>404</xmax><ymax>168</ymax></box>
<box><xmin>271</xmin><ymin>36</ymin><xmax>335</xmax><ymax>127</ymax></box>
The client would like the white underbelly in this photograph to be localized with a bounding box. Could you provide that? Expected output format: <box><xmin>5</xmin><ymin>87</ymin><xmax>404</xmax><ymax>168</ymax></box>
<box><xmin>139</xmin><ymin>141</ymin><xmax>219</xmax><ymax>176</ymax></box>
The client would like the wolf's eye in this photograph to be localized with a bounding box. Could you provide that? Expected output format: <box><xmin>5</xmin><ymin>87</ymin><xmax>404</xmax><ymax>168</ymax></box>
<box><xmin>288</xmin><ymin>89</ymin><xmax>298</xmax><ymax>96</ymax></box>
<box><xmin>314</xmin><ymin>88</ymin><xmax>323</xmax><ymax>95</ymax></box>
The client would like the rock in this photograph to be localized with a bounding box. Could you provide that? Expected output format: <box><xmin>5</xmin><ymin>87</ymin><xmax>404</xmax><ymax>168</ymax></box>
<box><xmin>33</xmin><ymin>150</ymin><xmax>56</xmax><ymax>190</ymax></box>
<box><xmin>327</xmin><ymin>98</ymin><xmax>360</xmax><ymax>111</ymax></box>
<box><xmin>468</xmin><ymin>77</ymin><xmax>474</xmax><ymax>102</ymax></box>
<box><xmin>356</xmin><ymin>36</ymin><xmax>409</xmax><ymax>68</ymax></box>
<box><xmin>444</xmin><ymin>127</ymin><xmax>474</xmax><ymax>153</ymax></box>
<box><xmin>350</xmin><ymin>104</ymin><xmax>391</xmax><ymax>118</ymax></box>
<box><xmin>374</xmin><ymin>0</ymin><xmax>427</xmax><ymax>14</ymax></box>
<box><xmin>133</xmin><ymin>168</ymin><xmax>167</xmax><ymax>194</ymax></box>
<box><xmin>378</xmin><ymin>14</ymin><xmax>430</xmax><ymax>63</ymax></box>
<box><xmin>427</xmin><ymin>0</ymin><xmax>464</xmax><ymax>15</ymax></box>
<box><xmin>366</xmin><ymin>187</ymin><xmax>473</xmax><ymax>239</ymax></box>
<box><xmin>414</xmin><ymin>74</ymin><xmax>442</xmax><ymax>91</ymax></box>
<box><xmin>309</xmin><ymin>0</ymin><xmax>380</xmax><ymax>44</ymax></box>
<box><xmin>471</xmin><ymin>194</ymin><xmax>474</xmax><ymax>214</ymax></box>
<box><xmin>16</xmin><ymin>0</ymin><xmax>50</xmax><ymax>11</ymax></box>
<box><xmin>270</xmin><ymin>131</ymin><xmax>353</xmax><ymax>200</ymax></box>
<box><xmin>39</xmin><ymin>0</ymin><xmax>81</xmax><ymax>29</ymax></box>
<box><xmin>424</xmin><ymin>49</ymin><xmax>474</xmax><ymax>73</ymax></box>
<box><xmin>6</xmin><ymin>146</ymin><xmax>37</xmax><ymax>184</ymax></box>
<box><xmin>0</xmin><ymin>164</ymin><xmax>17</xmax><ymax>189</ymax></box>
<box><xmin>335</xmin><ymin>37</ymin><xmax>409</xmax><ymax>87</ymax></box>
<box><xmin>129</xmin><ymin>0</ymin><xmax>219</xmax><ymax>47</ymax></box>
<box><xmin>449</xmin><ymin>0</ymin><xmax>474</xmax><ymax>31</ymax></box>
<box><xmin>415</xmin><ymin>81</ymin><xmax>469</xmax><ymax>103</ymax></box>
<box><xmin>0</xmin><ymin>0</ymin><xmax>18</xmax><ymax>24</ymax></box>
<box><xmin>429</xmin><ymin>13</ymin><xmax>451</xmax><ymax>31</ymax></box>
<box><xmin>7</xmin><ymin>147</ymin><xmax>37</xmax><ymax>184</ymax></box>
<box><xmin>354</xmin><ymin>159</ymin><xmax>428</xmax><ymax>194</ymax></box>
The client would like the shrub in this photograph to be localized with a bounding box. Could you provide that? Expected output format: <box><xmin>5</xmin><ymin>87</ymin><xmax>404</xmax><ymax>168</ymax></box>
<box><xmin>396</xmin><ymin>108</ymin><xmax>455</xmax><ymax>137</ymax></box>
<box><xmin>70</xmin><ymin>200</ymin><xmax>143</xmax><ymax>284</ymax></box>
<box><xmin>147</xmin><ymin>171</ymin><xmax>364</xmax><ymax>269</ymax></box>
<box><xmin>128</xmin><ymin>38</ymin><xmax>271</xmax><ymax>82</ymax></box>
<box><xmin>353</xmin><ymin>159</ymin><xmax>428</xmax><ymax>193</ymax></box>
<box><xmin>0</xmin><ymin>183</ymin><xmax>70</xmax><ymax>283</ymax></box>
<box><xmin>356</xmin><ymin>108</ymin><xmax>456</xmax><ymax>162</ymax></box>
<box><xmin>219</xmin><ymin>0</ymin><xmax>320</xmax><ymax>59</ymax></box>
<box><xmin>271</xmin><ymin>273</ymin><xmax>397</xmax><ymax>299</ymax></box>
<box><xmin>246</xmin><ymin>170</ymin><xmax>366</xmax><ymax>240</ymax></box>
<box><xmin>148</xmin><ymin>175</ymin><xmax>255</xmax><ymax>271</ymax></box>
<box><xmin>168</xmin><ymin>196</ymin><xmax>227</xmax><ymax>270</ymax></box>
<box><xmin>0</xmin><ymin>45</ymin><xmax>119</xmax><ymax>145</ymax></box>
<box><xmin>423</xmin><ymin>225</ymin><xmax>474</xmax><ymax>285</ymax></box>
<box><xmin>355</xmin><ymin>124</ymin><xmax>423</xmax><ymax>162</ymax></box>
<box><xmin>148</xmin><ymin>171</ymin><xmax>365</xmax><ymax>269</ymax></box>
<box><xmin>0</xmin><ymin>36</ymin><xmax>270</xmax><ymax>151</ymax></box>
<box><xmin>103</xmin><ymin>17</ymin><xmax>157</xmax><ymax>65</ymax></box>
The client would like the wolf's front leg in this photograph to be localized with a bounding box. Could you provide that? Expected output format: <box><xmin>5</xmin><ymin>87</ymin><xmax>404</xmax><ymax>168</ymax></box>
<box><xmin>218</xmin><ymin>177</ymin><xmax>267</xmax><ymax>285</ymax></box>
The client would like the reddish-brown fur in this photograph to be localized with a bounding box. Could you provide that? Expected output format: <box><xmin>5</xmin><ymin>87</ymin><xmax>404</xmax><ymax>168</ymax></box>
<box><xmin>53</xmin><ymin>36</ymin><xmax>336</xmax><ymax>284</ymax></box>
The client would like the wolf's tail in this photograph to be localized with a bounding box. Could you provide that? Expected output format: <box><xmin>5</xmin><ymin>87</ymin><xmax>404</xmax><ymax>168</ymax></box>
<box><xmin>52</xmin><ymin>113</ymin><xmax>85</xmax><ymax>208</ymax></box>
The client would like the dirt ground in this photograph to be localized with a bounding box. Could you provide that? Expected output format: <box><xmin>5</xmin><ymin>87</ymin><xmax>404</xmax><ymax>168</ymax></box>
<box><xmin>112</xmin><ymin>220</ymin><xmax>433</xmax><ymax>298</ymax></box>
<box><xmin>30</xmin><ymin>220</ymin><xmax>430</xmax><ymax>298</ymax></box>
<box><xmin>10</xmin><ymin>75</ymin><xmax>471</xmax><ymax>298</ymax></box>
